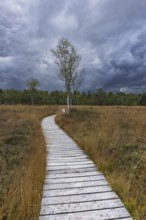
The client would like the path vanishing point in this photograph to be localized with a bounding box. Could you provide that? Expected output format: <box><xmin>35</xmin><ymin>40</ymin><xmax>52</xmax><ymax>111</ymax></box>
<box><xmin>39</xmin><ymin>115</ymin><xmax>133</xmax><ymax>220</ymax></box>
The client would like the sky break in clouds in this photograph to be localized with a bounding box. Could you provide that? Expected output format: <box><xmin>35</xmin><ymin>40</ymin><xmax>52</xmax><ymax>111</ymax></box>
<box><xmin>0</xmin><ymin>0</ymin><xmax>146</xmax><ymax>93</ymax></box>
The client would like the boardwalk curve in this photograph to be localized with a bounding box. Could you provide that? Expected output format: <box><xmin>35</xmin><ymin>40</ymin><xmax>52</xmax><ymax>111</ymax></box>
<box><xmin>40</xmin><ymin>115</ymin><xmax>133</xmax><ymax>220</ymax></box>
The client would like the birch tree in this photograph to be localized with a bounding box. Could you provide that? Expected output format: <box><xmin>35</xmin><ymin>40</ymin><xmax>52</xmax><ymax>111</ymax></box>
<box><xmin>51</xmin><ymin>38</ymin><xmax>83</xmax><ymax>113</ymax></box>
<box><xmin>26</xmin><ymin>78</ymin><xmax>39</xmax><ymax>105</ymax></box>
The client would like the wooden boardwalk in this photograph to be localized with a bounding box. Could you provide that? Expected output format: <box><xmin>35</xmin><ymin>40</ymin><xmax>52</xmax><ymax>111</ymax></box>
<box><xmin>39</xmin><ymin>115</ymin><xmax>133</xmax><ymax>220</ymax></box>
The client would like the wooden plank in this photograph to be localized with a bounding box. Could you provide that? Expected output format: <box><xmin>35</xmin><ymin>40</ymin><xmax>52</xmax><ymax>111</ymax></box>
<box><xmin>46</xmin><ymin>167</ymin><xmax>97</xmax><ymax>173</ymax></box>
<box><xmin>47</xmin><ymin>149</ymin><xmax>84</xmax><ymax>152</ymax></box>
<box><xmin>46</xmin><ymin>171</ymin><xmax>101</xmax><ymax>179</ymax></box>
<box><xmin>48</xmin><ymin>144</ymin><xmax>81</xmax><ymax>147</ymax></box>
<box><xmin>48</xmin><ymin>144</ymin><xmax>82</xmax><ymax>147</ymax></box>
<box><xmin>41</xmin><ymin>191</ymin><xmax>118</xmax><ymax>206</ymax></box>
<box><xmin>40</xmin><ymin>199</ymin><xmax>124</xmax><ymax>215</ymax></box>
<box><xmin>39</xmin><ymin>207</ymin><xmax>131</xmax><ymax>220</ymax></box>
<box><xmin>47</xmin><ymin>164</ymin><xmax>95</xmax><ymax>170</ymax></box>
<box><xmin>43</xmin><ymin>179</ymin><xmax>108</xmax><ymax>190</ymax></box>
<box><xmin>47</xmin><ymin>157</ymin><xmax>90</xmax><ymax>162</ymax></box>
<box><xmin>49</xmin><ymin>155</ymin><xmax>89</xmax><ymax>159</ymax></box>
<box><xmin>47</xmin><ymin>161</ymin><xmax>94</xmax><ymax>166</ymax></box>
<box><xmin>48</xmin><ymin>150</ymin><xmax>84</xmax><ymax>153</ymax></box>
<box><xmin>48</xmin><ymin>155</ymin><xmax>88</xmax><ymax>159</ymax></box>
<box><xmin>44</xmin><ymin>175</ymin><xmax>105</xmax><ymax>184</ymax></box>
<box><xmin>43</xmin><ymin>185</ymin><xmax>112</xmax><ymax>197</ymax></box>
<box><xmin>48</xmin><ymin>142</ymin><xmax>79</xmax><ymax>145</ymax></box>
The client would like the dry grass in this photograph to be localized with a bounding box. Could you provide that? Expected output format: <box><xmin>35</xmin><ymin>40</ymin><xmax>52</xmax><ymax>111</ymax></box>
<box><xmin>0</xmin><ymin>105</ymin><xmax>58</xmax><ymax>220</ymax></box>
<box><xmin>56</xmin><ymin>106</ymin><xmax>146</xmax><ymax>220</ymax></box>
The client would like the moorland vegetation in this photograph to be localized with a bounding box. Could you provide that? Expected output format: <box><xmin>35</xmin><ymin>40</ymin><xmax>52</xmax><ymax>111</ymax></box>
<box><xmin>1</xmin><ymin>104</ymin><xmax>146</xmax><ymax>220</ymax></box>
<box><xmin>0</xmin><ymin>105</ymin><xmax>58</xmax><ymax>220</ymax></box>
<box><xmin>56</xmin><ymin>106</ymin><xmax>146</xmax><ymax>220</ymax></box>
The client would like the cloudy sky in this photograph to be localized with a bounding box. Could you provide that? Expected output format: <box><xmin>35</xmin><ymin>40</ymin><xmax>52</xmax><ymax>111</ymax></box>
<box><xmin>0</xmin><ymin>0</ymin><xmax>146</xmax><ymax>92</ymax></box>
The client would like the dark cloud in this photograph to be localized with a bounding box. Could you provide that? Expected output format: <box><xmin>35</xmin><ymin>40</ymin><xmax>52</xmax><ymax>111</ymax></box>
<box><xmin>0</xmin><ymin>0</ymin><xmax>146</xmax><ymax>92</ymax></box>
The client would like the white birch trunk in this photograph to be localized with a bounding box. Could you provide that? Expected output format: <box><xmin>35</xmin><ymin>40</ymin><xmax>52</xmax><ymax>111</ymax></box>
<box><xmin>67</xmin><ymin>93</ymin><xmax>70</xmax><ymax>113</ymax></box>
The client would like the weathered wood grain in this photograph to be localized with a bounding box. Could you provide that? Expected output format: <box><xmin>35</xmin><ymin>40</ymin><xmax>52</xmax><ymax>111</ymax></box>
<box><xmin>44</xmin><ymin>175</ymin><xmax>105</xmax><ymax>184</ymax></box>
<box><xmin>41</xmin><ymin>191</ymin><xmax>119</xmax><ymax>206</ymax></box>
<box><xmin>40</xmin><ymin>207</ymin><xmax>131</xmax><ymax>220</ymax></box>
<box><xmin>40</xmin><ymin>199</ymin><xmax>125</xmax><ymax>215</ymax></box>
<box><xmin>46</xmin><ymin>170</ymin><xmax>101</xmax><ymax>178</ymax></box>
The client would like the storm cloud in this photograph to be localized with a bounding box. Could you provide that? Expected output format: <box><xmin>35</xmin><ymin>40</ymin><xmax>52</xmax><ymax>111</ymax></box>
<box><xmin>0</xmin><ymin>0</ymin><xmax>146</xmax><ymax>92</ymax></box>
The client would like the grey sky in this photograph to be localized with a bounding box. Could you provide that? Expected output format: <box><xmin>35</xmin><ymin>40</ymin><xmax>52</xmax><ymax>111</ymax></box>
<box><xmin>0</xmin><ymin>0</ymin><xmax>146</xmax><ymax>92</ymax></box>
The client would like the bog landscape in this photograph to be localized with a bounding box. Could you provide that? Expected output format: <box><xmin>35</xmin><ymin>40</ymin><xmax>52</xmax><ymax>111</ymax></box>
<box><xmin>0</xmin><ymin>105</ymin><xmax>146</xmax><ymax>220</ymax></box>
<box><xmin>1</xmin><ymin>0</ymin><xmax>146</xmax><ymax>219</ymax></box>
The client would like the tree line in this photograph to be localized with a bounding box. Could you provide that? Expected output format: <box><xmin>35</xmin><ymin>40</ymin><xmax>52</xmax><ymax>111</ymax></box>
<box><xmin>1</xmin><ymin>88</ymin><xmax>146</xmax><ymax>106</ymax></box>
